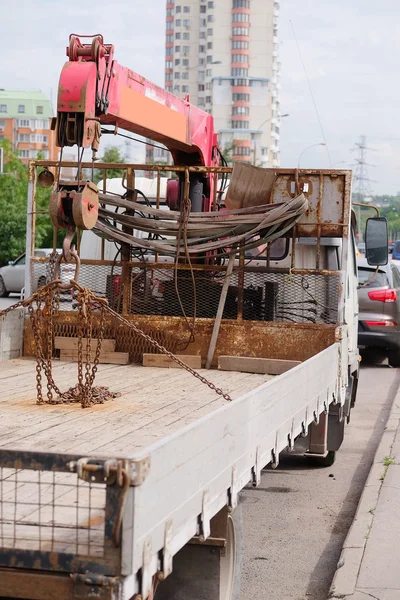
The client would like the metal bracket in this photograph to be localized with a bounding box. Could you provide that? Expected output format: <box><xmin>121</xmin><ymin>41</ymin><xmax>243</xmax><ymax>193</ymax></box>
<box><xmin>162</xmin><ymin>519</ymin><xmax>173</xmax><ymax>577</ymax></box>
<box><xmin>141</xmin><ymin>537</ymin><xmax>153</xmax><ymax>600</ymax></box>
<box><xmin>251</xmin><ymin>446</ymin><xmax>261</xmax><ymax>487</ymax></box>
<box><xmin>199</xmin><ymin>489</ymin><xmax>211</xmax><ymax>541</ymax></box>
<box><xmin>229</xmin><ymin>465</ymin><xmax>239</xmax><ymax>510</ymax></box>
<box><xmin>271</xmin><ymin>432</ymin><xmax>279</xmax><ymax>469</ymax></box>
<box><xmin>72</xmin><ymin>573</ymin><xmax>119</xmax><ymax>599</ymax></box>
<box><xmin>130</xmin><ymin>456</ymin><xmax>151</xmax><ymax>486</ymax></box>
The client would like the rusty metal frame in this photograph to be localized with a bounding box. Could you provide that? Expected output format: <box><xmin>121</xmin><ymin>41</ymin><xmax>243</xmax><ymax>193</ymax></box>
<box><xmin>0</xmin><ymin>450</ymin><xmax>122</xmax><ymax>577</ymax></box>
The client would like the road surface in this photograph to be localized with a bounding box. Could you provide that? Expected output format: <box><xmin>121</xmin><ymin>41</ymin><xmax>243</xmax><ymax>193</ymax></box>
<box><xmin>240</xmin><ymin>360</ymin><xmax>400</xmax><ymax>600</ymax></box>
<box><xmin>0</xmin><ymin>294</ymin><xmax>20</xmax><ymax>311</ymax></box>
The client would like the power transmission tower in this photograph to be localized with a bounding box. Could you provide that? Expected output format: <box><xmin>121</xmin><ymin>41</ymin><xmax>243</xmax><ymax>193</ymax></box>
<box><xmin>352</xmin><ymin>135</ymin><xmax>376</xmax><ymax>239</ymax></box>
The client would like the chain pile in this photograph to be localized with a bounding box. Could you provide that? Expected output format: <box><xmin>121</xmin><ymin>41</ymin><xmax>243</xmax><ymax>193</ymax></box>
<box><xmin>0</xmin><ymin>278</ymin><xmax>233</xmax><ymax>407</ymax></box>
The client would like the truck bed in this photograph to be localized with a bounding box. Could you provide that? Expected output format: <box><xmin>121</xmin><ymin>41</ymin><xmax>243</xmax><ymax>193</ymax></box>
<box><xmin>0</xmin><ymin>359</ymin><xmax>272</xmax><ymax>456</ymax></box>
<box><xmin>0</xmin><ymin>345</ymin><xmax>341</xmax><ymax>598</ymax></box>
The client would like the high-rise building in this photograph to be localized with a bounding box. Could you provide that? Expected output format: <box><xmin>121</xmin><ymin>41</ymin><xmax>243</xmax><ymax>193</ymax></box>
<box><xmin>163</xmin><ymin>0</ymin><xmax>280</xmax><ymax>167</ymax></box>
<box><xmin>0</xmin><ymin>91</ymin><xmax>57</xmax><ymax>164</ymax></box>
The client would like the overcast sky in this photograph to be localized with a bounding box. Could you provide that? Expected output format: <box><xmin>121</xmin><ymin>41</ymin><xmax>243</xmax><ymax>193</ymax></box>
<box><xmin>1</xmin><ymin>0</ymin><xmax>398</xmax><ymax>194</ymax></box>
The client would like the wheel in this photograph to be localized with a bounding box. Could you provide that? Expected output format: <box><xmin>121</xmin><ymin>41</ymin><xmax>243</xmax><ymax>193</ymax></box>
<box><xmin>388</xmin><ymin>350</ymin><xmax>400</xmax><ymax>368</ymax></box>
<box><xmin>155</xmin><ymin>504</ymin><xmax>243</xmax><ymax>600</ymax></box>
<box><xmin>37</xmin><ymin>276</ymin><xmax>47</xmax><ymax>289</ymax></box>
<box><xmin>306</xmin><ymin>450</ymin><xmax>336</xmax><ymax>468</ymax></box>
<box><xmin>0</xmin><ymin>276</ymin><xmax>9</xmax><ymax>297</ymax></box>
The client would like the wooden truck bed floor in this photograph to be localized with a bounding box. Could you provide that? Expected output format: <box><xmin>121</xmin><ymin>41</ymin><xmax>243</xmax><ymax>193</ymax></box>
<box><xmin>0</xmin><ymin>358</ymin><xmax>273</xmax><ymax>458</ymax></box>
<box><xmin>0</xmin><ymin>359</ymin><xmax>273</xmax><ymax>556</ymax></box>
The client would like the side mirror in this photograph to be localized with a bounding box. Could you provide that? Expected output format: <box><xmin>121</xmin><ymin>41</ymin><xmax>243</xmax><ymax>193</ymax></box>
<box><xmin>365</xmin><ymin>217</ymin><xmax>388</xmax><ymax>266</ymax></box>
<box><xmin>8</xmin><ymin>260</ymin><xmax>13</xmax><ymax>265</ymax></box>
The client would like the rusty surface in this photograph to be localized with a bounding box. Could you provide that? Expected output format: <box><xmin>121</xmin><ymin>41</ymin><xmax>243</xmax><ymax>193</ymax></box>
<box><xmin>0</xmin><ymin>568</ymin><xmax>79</xmax><ymax>600</ymax></box>
<box><xmin>24</xmin><ymin>313</ymin><xmax>337</xmax><ymax>365</ymax></box>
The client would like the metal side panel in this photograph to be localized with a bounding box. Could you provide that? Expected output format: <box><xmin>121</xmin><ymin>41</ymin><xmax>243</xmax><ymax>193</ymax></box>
<box><xmin>121</xmin><ymin>342</ymin><xmax>341</xmax><ymax>599</ymax></box>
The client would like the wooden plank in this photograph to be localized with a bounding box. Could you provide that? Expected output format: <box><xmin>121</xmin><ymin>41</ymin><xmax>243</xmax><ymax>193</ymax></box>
<box><xmin>218</xmin><ymin>356</ymin><xmax>301</xmax><ymax>375</ymax></box>
<box><xmin>60</xmin><ymin>350</ymin><xmax>129</xmax><ymax>365</ymax></box>
<box><xmin>55</xmin><ymin>337</ymin><xmax>116</xmax><ymax>352</ymax></box>
<box><xmin>143</xmin><ymin>354</ymin><xmax>202</xmax><ymax>369</ymax></box>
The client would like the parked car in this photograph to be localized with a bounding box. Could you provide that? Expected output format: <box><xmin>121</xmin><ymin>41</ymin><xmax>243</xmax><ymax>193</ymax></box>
<box><xmin>392</xmin><ymin>240</ymin><xmax>400</xmax><ymax>260</ymax></box>
<box><xmin>0</xmin><ymin>249</ymin><xmax>60</xmax><ymax>297</ymax></box>
<box><xmin>358</xmin><ymin>257</ymin><xmax>400</xmax><ymax>366</ymax></box>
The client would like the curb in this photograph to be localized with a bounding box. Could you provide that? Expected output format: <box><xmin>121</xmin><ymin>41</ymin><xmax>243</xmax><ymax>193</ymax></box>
<box><xmin>328</xmin><ymin>386</ymin><xmax>400</xmax><ymax>599</ymax></box>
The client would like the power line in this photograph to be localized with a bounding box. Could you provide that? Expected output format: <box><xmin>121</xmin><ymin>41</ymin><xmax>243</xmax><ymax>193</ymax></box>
<box><xmin>289</xmin><ymin>20</ymin><xmax>332</xmax><ymax>167</ymax></box>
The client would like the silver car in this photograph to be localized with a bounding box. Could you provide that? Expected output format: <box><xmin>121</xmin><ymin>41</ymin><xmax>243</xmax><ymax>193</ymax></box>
<box><xmin>0</xmin><ymin>249</ymin><xmax>58</xmax><ymax>297</ymax></box>
<box><xmin>358</xmin><ymin>257</ymin><xmax>400</xmax><ymax>367</ymax></box>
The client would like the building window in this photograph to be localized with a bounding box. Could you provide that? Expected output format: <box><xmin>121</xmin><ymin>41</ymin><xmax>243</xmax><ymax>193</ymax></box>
<box><xmin>233</xmin><ymin>40</ymin><xmax>249</xmax><ymax>49</ymax></box>
<box><xmin>207</xmin><ymin>28</ymin><xmax>213</xmax><ymax>35</ymax></box>
<box><xmin>17</xmin><ymin>119</ymin><xmax>30</xmax><ymax>127</ymax></box>
<box><xmin>198</xmin><ymin>84</ymin><xmax>205</xmax><ymax>91</ymax></box>
<box><xmin>166</xmin><ymin>60</ymin><xmax>173</xmax><ymax>68</ymax></box>
<box><xmin>231</xmin><ymin>67</ymin><xmax>248</xmax><ymax>76</ymax></box>
<box><xmin>183</xmin><ymin>19</ymin><xmax>190</xmax><ymax>27</ymax></box>
<box><xmin>206</xmin><ymin>69</ymin><xmax>212</xmax><ymax>76</ymax></box>
<box><xmin>233</xmin><ymin>93</ymin><xmax>250</xmax><ymax>101</ymax></box>
<box><xmin>200</xmin><ymin>5</ymin><xmax>206</xmax><ymax>12</ymax></box>
<box><xmin>175</xmin><ymin>32</ymin><xmax>181</xmax><ymax>39</ymax></box>
<box><xmin>200</xmin><ymin>17</ymin><xmax>207</xmax><ymax>26</ymax></box>
<box><xmin>19</xmin><ymin>149</ymin><xmax>29</xmax><ymax>158</ymax></box>
<box><xmin>36</xmin><ymin>106</ymin><xmax>44</xmax><ymax>115</ymax></box>
<box><xmin>0</xmin><ymin>105</ymin><xmax>6</xmax><ymax>113</ymax></box>
<box><xmin>206</xmin><ymin>82</ymin><xmax>212</xmax><ymax>89</ymax></box>
<box><xmin>207</xmin><ymin>14</ymin><xmax>214</xmax><ymax>22</ymax></box>
<box><xmin>175</xmin><ymin>45</ymin><xmax>181</xmax><ymax>52</ymax></box>
<box><xmin>261</xmin><ymin>147</ymin><xmax>268</xmax><ymax>156</ymax></box>
<box><xmin>18</xmin><ymin>134</ymin><xmax>30</xmax><ymax>142</ymax></box>
<box><xmin>232</xmin><ymin>106</ymin><xmax>249</xmax><ymax>115</ymax></box>
<box><xmin>183</xmin><ymin>32</ymin><xmax>190</xmax><ymax>39</ymax></box>
<box><xmin>232</xmin><ymin>27</ymin><xmax>248</xmax><ymax>35</ymax></box>
<box><xmin>206</xmin><ymin>95</ymin><xmax>212</xmax><ymax>103</ymax></box>
<box><xmin>207</xmin><ymin>55</ymin><xmax>213</xmax><ymax>63</ymax></box>
<box><xmin>183</xmin><ymin>45</ymin><xmax>190</xmax><ymax>54</ymax></box>
<box><xmin>176</xmin><ymin>18</ymin><xmax>181</xmax><ymax>26</ymax></box>
<box><xmin>208</xmin><ymin>0</ymin><xmax>214</xmax><ymax>6</ymax></box>
<box><xmin>233</xmin><ymin>0</ymin><xmax>250</xmax><ymax>6</ymax></box>
<box><xmin>175</xmin><ymin>58</ymin><xmax>180</xmax><ymax>66</ymax></box>
<box><xmin>182</xmin><ymin>85</ymin><xmax>189</xmax><ymax>93</ymax></box>
<box><xmin>0</xmin><ymin>120</ymin><xmax>5</xmax><ymax>129</ymax></box>
<box><xmin>232</xmin><ymin>54</ymin><xmax>248</xmax><ymax>63</ymax></box>
<box><xmin>200</xmin><ymin>31</ymin><xmax>206</xmax><ymax>39</ymax></box>
<box><xmin>167</xmin><ymin>8</ymin><xmax>173</xmax><ymax>16</ymax></box>
<box><xmin>166</xmin><ymin>34</ymin><xmax>174</xmax><ymax>42</ymax></box>
<box><xmin>18</xmin><ymin>105</ymin><xmax>25</xmax><ymax>113</ymax></box>
<box><xmin>182</xmin><ymin>58</ymin><xmax>189</xmax><ymax>66</ymax></box>
<box><xmin>175</xmin><ymin>72</ymin><xmax>181</xmax><ymax>79</ymax></box>
<box><xmin>207</xmin><ymin>42</ymin><xmax>213</xmax><ymax>49</ymax></box>
<box><xmin>232</xmin><ymin>13</ymin><xmax>249</xmax><ymax>22</ymax></box>
<box><xmin>232</xmin><ymin>78</ymin><xmax>249</xmax><ymax>86</ymax></box>
<box><xmin>174</xmin><ymin>85</ymin><xmax>181</xmax><ymax>93</ymax></box>
<box><xmin>234</xmin><ymin>146</ymin><xmax>251</xmax><ymax>156</ymax></box>
<box><xmin>176</xmin><ymin>5</ymin><xmax>181</xmax><ymax>12</ymax></box>
<box><xmin>199</xmin><ymin>44</ymin><xmax>206</xmax><ymax>52</ymax></box>
<box><xmin>183</xmin><ymin>5</ymin><xmax>190</xmax><ymax>11</ymax></box>
<box><xmin>182</xmin><ymin>71</ymin><xmax>189</xmax><ymax>79</ymax></box>
<box><xmin>232</xmin><ymin>120</ymin><xmax>249</xmax><ymax>129</ymax></box>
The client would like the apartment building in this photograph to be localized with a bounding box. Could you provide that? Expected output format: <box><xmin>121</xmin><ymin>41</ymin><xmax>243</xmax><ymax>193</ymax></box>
<box><xmin>0</xmin><ymin>90</ymin><xmax>57</xmax><ymax>164</ymax></box>
<box><xmin>159</xmin><ymin>0</ymin><xmax>280</xmax><ymax>167</ymax></box>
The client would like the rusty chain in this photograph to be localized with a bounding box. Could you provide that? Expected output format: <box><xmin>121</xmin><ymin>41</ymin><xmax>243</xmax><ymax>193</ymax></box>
<box><xmin>0</xmin><ymin>278</ymin><xmax>232</xmax><ymax>405</ymax></box>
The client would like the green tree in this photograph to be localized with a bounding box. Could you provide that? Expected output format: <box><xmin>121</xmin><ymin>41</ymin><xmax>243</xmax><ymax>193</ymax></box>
<box><xmin>94</xmin><ymin>146</ymin><xmax>126</xmax><ymax>183</ymax></box>
<box><xmin>0</xmin><ymin>140</ymin><xmax>53</xmax><ymax>265</ymax></box>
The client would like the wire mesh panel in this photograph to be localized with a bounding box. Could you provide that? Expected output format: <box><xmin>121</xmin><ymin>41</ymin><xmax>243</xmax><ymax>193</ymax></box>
<box><xmin>0</xmin><ymin>467</ymin><xmax>106</xmax><ymax>557</ymax></box>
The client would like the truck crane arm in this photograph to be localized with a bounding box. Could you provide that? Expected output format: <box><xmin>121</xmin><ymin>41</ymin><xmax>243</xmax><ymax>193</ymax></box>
<box><xmin>55</xmin><ymin>34</ymin><xmax>218</xmax><ymax>168</ymax></box>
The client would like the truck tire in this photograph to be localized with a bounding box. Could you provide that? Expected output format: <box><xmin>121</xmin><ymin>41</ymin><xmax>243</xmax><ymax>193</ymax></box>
<box><xmin>0</xmin><ymin>276</ymin><xmax>9</xmax><ymax>297</ymax></box>
<box><xmin>388</xmin><ymin>350</ymin><xmax>400</xmax><ymax>368</ymax></box>
<box><xmin>155</xmin><ymin>503</ymin><xmax>243</xmax><ymax>600</ymax></box>
<box><xmin>306</xmin><ymin>450</ymin><xmax>336</xmax><ymax>468</ymax></box>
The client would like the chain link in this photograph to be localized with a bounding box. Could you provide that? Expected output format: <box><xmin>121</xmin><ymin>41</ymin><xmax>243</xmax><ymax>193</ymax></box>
<box><xmin>0</xmin><ymin>279</ymin><xmax>232</xmax><ymax>405</ymax></box>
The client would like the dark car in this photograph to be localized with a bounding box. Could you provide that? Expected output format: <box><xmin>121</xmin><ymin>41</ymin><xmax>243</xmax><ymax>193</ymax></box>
<box><xmin>392</xmin><ymin>240</ymin><xmax>400</xmax><ymax>260</ymax></box>
<box><xmin>358</xmin><ymin>257</ymin><xmax>400</xmax><ymax>367</ymax></box>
